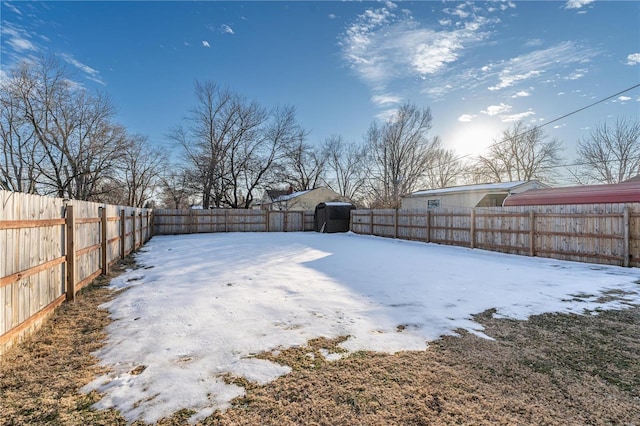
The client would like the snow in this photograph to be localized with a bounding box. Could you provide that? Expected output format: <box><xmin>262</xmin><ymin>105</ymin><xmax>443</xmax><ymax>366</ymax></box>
<box><xmin>272</xmin><ymin>189</ymin><xmax>310</xmax><ymax>202</ymax></box>
<box><xmin>84</xmin><ymin>232</ymin><xmax>640</xmax><ymax>423</ymax></box>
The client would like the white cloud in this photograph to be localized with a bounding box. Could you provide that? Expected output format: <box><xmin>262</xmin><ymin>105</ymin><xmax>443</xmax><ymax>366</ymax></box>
<box><xmin>512</xmin><ymin>91</ymin><xmax>530</xmax><ymax>98</ymax></box>
<box><xmin>340</xmin><ymin>4</ymin><xmax>500</xmax><ymax>90</ymax></box>
<box><xmin>481</xmin><ymin>103</ymin><xmax>511</xmax><ymax>116</ymax></box>
<box><xmin>458</xmin><ymin>114</ymin><xmax>476</xmax><ymax>122</ymax></box>
<box><xmin>184</xmin><ymin>42</ymin><xmax>191</xmax><ymax>46</ymax></box>
<box><xmin>489</xmin><ymin>70</ymin><xmax>542</xmax><ymax>91</ymax></box>
<box><xmin>565</xmin><ymin>0</ymin><xmax>594</xmax><ymax>9</ymax></box>
<box><xmin>221</xmin><ymin>24</ymin><xmax>234</xmax><ymax>35</ymax></box>
<box><xmin>371</xmin><ymin>94</ymin><xmax>402</xmax><ymax>106</ymax></box>
<box><xmin>525</xmin><ymin>39</ymin><xmax>543</xmax><ymax>47</ymax></box>
<box><xmin>375</xmin><ymin>108</ymin><xmax>399</xmax><ymax>123</ymax></box>
<box><xmin>487</xmin><ymin>41</ymin><xmax>598</xmax><ymax>91</ymax></box>
<box><xmin>565</xmin><ymin>68</ymin><xmax>587</xmax><ymax>80</ymax></box>
<box><xmin>4</xmin><ymin>2</ymin><xmax>22</xmax><ymax>15</ymax></box>
<box><xmin>202</xmin><ymin>40</ymin><xmax>211</xmax><ymax>48</ymax></box>
<box><xmin>618</xmin><ymin>96</ymin><xmax>631</xmax><ymax>102</ymax></box>
<box><xmin>626</xmin><ymin>53</ymin><xmax>640</xmax><ymax>65</ymax></box>
<box><xmin>60</xmin><ymin>53</ymin><xmax>104</xmax><ymax>85</ymax></box>
<box><xmin>501</xmin><ymin>110</ymin><xmax>535</xmax><ymax>122</ymax></box>
<box><xmin>1</xmin><ymin>24</ymin><xmax>37</xmax><ymax>52</ymax></box>
<box><xmin>383</xmin><ymin>0</ymin><xmax>398</xmax><ymax>10</ymax></box>
<box><xmin>328</xmin><ymin>13</ymin><xmax>336</xmax><ymax>20</ymax></box>
<box><xmin>63</xmin><ymin>78</ymin><xmax>85</xmax><ymax>92</ymax></box>
<box><xmin>8</xmin><ymin>37</ymin><xmax>36</xmax><ymax>52</ymax></box>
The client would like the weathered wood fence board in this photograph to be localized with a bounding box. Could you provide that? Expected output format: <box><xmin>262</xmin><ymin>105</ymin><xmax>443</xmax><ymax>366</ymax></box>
<box><xmin>0</xmin><ymin>191</ymin><xmax>152</xmax><ymax>356</ymax></box>
<box><xmin>153</xmin><ymin>209</ymin><xmax>315</xmax><ymax>234</ymax></box>
<box><xmin>351</xmin><ymin>203</ymin><xmax>640</xmax><ymax>268</ymax></box>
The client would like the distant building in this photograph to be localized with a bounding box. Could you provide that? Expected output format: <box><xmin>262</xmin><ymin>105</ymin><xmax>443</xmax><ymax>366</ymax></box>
<box><xmin>401</xmin><ymin>181</ymin><xmax>548</xmax><ymax>210</ymax></box>
<box><xmin>261</xmin><ymin>186</ymin><xmax>353</xmax><ymax>211</ymax></box>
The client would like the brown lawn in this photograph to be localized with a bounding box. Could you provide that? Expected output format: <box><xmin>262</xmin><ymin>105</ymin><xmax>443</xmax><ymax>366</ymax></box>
<box><xmin>1</xmin><ymin>258</ymin><xmax>638</xmax><ymax>425</ymax></box>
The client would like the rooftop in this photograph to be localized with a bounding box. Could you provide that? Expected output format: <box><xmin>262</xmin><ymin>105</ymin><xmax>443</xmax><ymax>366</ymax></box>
<box><xmin>408</xmin><ymin>181</ymin><xmax>534</xmax><ymax>197</ymax></box>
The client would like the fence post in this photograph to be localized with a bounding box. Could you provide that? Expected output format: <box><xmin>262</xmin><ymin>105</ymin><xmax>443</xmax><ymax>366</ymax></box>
<box><xmin>147</xmin><ymin>210</ymin><xmax>151</xmax><ymax>241</ymax></box>
<box><xmin>529</xmin><ymin>210</ymin><xmax>536</xmax><ymax>257</ymax></box>
<box><xmin>65</xmin><ymin>205</ymin><xmax>76</xmax><ymax>302</ymax></box>
<box><xmin>265</xmin><ymin>210</ymin><xmax>270</xmax><ymax>232</ymax></box>
<box><xmin>138</xmin><ymin>212</ymin><xmax>143</xmax><ymax>247</ymax></box>
<box><xmin>120</xmin><ymin>209</ymin><xmax>126</xmax><ymax>259</ymax></box>
<box><xmin>225</xmin><ymin>209</ymin><xmax>229</xmax><ymax>232</ymax></box>
<box><xmin>394</xmin><ymin>209</ymin><xmax>399</xmax><ymax>238</ymax></box>
<box><xmin>350</xmin><ymin>210</ymin><xmax>354</xmax><ymax>233</ymax></box>
<box><xmin>149</xmin><ymin>210</ymin><xmax>156</xmax><ymax>239</ymax></box>
<box><xmin>623</xmin><ymin>206</ymin><xmax>630</xmax><ymax>267</ymax></box>
<box><xmin>144</xmin><ymin>211</ymin><xmax>149</xmax><ymax>242</ymax></box>
<box><xmin>369</xmin><ymin>210</ymin><xmax>374</xmax><ymax>235</ymax></box>
<box><xmin>191</xmin><ymin>209</ymin><xmax>199</xmax><ymax>234</ymax></box>
<box><xmin>149</xmin><ymin>210</ymin><xmax>154</xmax><ymax>239</ymax></box>
<box><xmin>470</xmin><ymin>208</ymin><xmax>476</xmax><ymax>249</ymax></box>
<box><xmin>131</xmin><ymin>211</ymin><xmax>137</xmax><ymax>251</ymax></box>
<box><xmin>284</xmin><ymin>211</ymin><xmax>289</xmax><ymax>232</ymax></box>
<box><xmin>101</xmin><ymin>206</ymin><xmax>109</xmax><ymax>276</ymax></box>
<box><xmin>426</xmin><ymin>210</ymin><xmax>431</xmax><ymax>243</ymax></box>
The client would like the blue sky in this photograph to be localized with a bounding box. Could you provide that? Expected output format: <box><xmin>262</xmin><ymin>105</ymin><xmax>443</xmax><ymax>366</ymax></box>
<box><xmin>2</xmin><ymin>1</ymin><xmax>639</xmax><ymax>180</ymax></box>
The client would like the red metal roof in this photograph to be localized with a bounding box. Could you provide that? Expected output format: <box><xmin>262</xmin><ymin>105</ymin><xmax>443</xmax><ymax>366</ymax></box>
<box><xmin>503</xmin><ymin>181</ymin><xmax>640</xmax><ymax>206</ymax></box>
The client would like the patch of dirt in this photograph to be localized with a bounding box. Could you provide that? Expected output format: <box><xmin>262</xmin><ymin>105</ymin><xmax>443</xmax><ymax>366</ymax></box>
<box><xmin>1</xmin><ymin>266</ymin><xmax>639</xmax><ymax>425</ymax></box>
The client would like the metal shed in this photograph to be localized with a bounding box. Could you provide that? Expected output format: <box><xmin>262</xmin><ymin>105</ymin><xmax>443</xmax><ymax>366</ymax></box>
<box><xmin>314</xmin><ymin>202</ymin><xmax>355</xmax><ymax>233</ymax></box>
<box><xmin>503</xmin><ymin>181</ymin><xmax>640</xmax><ymax>206</ymax></box>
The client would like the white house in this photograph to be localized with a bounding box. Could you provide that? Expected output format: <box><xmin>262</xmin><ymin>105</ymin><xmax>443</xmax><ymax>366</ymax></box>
<box><xmin>401</xmin><ymin>181</ymin><xmax>548</xmax><ymax>210</ymax></box>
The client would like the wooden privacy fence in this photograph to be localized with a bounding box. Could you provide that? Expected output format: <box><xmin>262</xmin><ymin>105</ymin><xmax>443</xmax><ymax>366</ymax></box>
<box><xmin>351</xmin><ymin>203</ymin><xmax>640</xmax><ymax>268</ymax></box>
<box><xmin>153</xmin><ymin>209</ymin><xmax>315</xmax><ymax>234</ymax></box>
<box><xmin>0</xmin><ymin>191</ymin><xmax>152</xmax><ymax>356</ymax></box>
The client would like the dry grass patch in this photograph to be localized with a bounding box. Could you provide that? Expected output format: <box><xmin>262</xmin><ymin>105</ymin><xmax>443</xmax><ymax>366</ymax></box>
<box><xmin>207</xmin><ymin>306</ymin><xmax>640</xmax><ymax>425</ymax></box>
<box><xmin>0</xmin><ymin>260</ymin><xmax>135</xmax><ymax>426</ymax></box>
<box><xmin>1</xmin><ymin>262</ymin><xmax>639</xmax><ymax>425</ymax></box>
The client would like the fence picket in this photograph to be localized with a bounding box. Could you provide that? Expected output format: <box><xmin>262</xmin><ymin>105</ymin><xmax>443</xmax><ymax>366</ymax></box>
<box><xmin>352</xmin><ymin>204</ymin><xmax>639</xmax><ymax>267</ymax></box>
<box><xmin>0</xmin><ymin>191</ymin><xmax>152</xmax><ymax>356</ymax></box>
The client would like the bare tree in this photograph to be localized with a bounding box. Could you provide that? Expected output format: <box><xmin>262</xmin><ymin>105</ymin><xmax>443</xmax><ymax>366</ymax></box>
<box><xmin>5</xmin><ymin>57</ymin><xmax>127</xmax><ymax>200</ymax></box>
<box><xmin>573</xmin><ymin>118</ymin><xmax>640</xmax><ymax>184</ymax></box>
<box><xmin>422</xmin><ymin>137</ymin><xmax>463</xmax><ymax>189</ymax></box>
<box><xmin>240</xmin><ymin>105</ymin><xmax>307</xmax><ymax>208</ymax></box>
<box><xmin>281</xmin><ymin>136</ymin><xmax>326</xmax><ymax>191</ymax></box>
<box><xmin>172</xmin><ymin>81</ymin><xmax>305</xmax><ymax>208</ymax></box>
<box><xmin>0</xmin><ymin>70</ymin><xmax>42</xmax><ymax>193</ymax></box>
<box><xmin>158</xmin><ymin>170</ymin><xmax>194</xmax><ymax>209</ymax></box>
<box><xmin>116</xmin><ymin>134</ymin><xmax>165</xmax><ymax>207</ymax></box>
<box><xmin>322</xmin><ymin>135</ymin><xmax>366</xmax><ymax>201</ymax></box>
<box><xmin>364</xmin><ymin>103</ymin><xmax>440</xmax><ymax>208</ymax></box>
<box><xmin>169</xmin><ymin>81</ymin><xmax>236</xmax><ymax>208</ymax></box>
<box><xmin>472</xmin><ymin>121</ymin><xmax>562</xmax><ymax>184</ymax></box>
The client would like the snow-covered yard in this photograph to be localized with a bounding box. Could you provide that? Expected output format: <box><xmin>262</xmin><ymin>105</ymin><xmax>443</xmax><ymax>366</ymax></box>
<box><xmin>84</xmin><ymin>232</ymin><xmax>640</xmax><ymax>423</ymax></box>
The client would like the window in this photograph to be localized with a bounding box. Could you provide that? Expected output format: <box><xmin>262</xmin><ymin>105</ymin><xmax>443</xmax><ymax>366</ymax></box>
<box><xmin>427</xmin><ymin>199</ymin><xmax>440</xmax><ymax>209</ymax></box>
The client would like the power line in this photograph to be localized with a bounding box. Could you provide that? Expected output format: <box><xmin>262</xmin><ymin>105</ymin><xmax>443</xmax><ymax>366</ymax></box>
<box><xmin>446</xmin><ymin>82</ymin><xmax>640</xmax><ymax>165</ymax></box>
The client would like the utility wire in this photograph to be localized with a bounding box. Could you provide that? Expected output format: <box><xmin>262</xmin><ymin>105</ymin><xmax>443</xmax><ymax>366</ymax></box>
<box><xmin>443</xmin><ymin>82</ymin><xmax>640</xmax><ymax>166</ymax></box>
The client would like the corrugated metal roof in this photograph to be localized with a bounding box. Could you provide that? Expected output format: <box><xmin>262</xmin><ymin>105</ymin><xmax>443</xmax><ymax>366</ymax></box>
<box><xmin>408</xmin><ymin>181</ymin><xmax>531</xmax><ymax>197</ymax></box>
<box><xmin>503</xmin><ymin>181</ymin><xmax>640</xmax><ymax>206</ymax></box>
